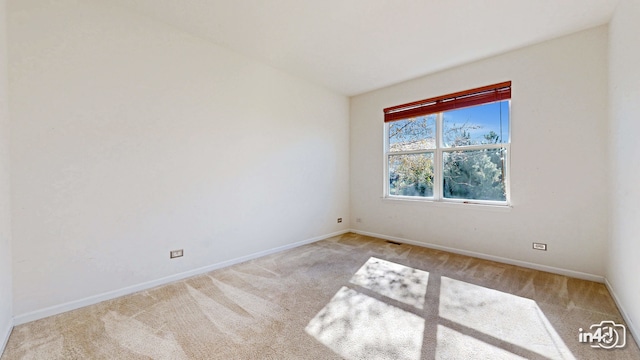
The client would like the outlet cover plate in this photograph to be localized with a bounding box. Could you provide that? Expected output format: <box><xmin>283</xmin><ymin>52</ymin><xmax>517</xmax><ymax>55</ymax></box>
<box><xmin>532</xmin><ymin>243</ymin><xmax>547</xmax><ymax>251</ymax></box>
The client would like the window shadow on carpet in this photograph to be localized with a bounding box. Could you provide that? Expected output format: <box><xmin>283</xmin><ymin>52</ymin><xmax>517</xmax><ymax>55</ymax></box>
<box><xmin>305</xmin><ymin>257</ymin><xmax>575</xmax><ymax>360</ymax></box>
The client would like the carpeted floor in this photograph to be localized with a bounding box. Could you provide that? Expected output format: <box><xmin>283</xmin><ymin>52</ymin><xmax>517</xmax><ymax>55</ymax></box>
<box><xmin>2</xmin><ymin>233</ymin><xmax>639</xmax><ymax>359</ymax></box>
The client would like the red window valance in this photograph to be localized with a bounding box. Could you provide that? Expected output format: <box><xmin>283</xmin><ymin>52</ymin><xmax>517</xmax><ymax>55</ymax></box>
<box><xmin>384</xmin><ymin>81</ymin><xmax>511</xmax><ymax>122</ymax></box>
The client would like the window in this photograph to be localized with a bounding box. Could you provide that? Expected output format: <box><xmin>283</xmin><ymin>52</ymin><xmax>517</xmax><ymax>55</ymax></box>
<box><xmin>384</xmin><ymin>82</ymin><xmax>511</xmax><ymax>205</ymax></box>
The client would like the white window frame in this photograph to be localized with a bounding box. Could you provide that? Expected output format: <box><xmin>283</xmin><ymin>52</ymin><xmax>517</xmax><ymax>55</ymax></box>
<box><xmin>383</xmin><ymin>103</ymin><xmax>511</xmax><ymax>206</ymax></box>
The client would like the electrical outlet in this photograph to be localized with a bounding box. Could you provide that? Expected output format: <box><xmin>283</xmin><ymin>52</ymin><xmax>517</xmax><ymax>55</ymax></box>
<box><xmin>170</xmin><ymin>249</ymin><xmax>184</xmax><ymax>258</ymax></box>
<box><xmin>337</xmin><ymin>218</ymin><xmax>343</xmax><ymax>223</ymax></box>
<box><xmin>532</xmin><ymin>243</ymin><xmax>547</xmax><ymax>251</ymax></box>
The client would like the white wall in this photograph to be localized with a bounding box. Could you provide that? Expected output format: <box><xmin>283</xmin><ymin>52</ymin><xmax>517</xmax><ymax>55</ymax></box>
<box><xmin>350</xmin><ymin>26</ymin><xmax>609</xmax><ymax>278</ymax></box>
<box><xmin>8</xmin><ymin>0</ymin><xmax>349</xmax><ymax>319</ymax></box>
<box><xmin>0</xmin><ymin>0</ymin><xmax>13</xmax><ymax>352</ymax></box>
<box><xmin>608</xmin><ymin>0</ymin><xmax>640</xmax><ymax>339</ymax></box>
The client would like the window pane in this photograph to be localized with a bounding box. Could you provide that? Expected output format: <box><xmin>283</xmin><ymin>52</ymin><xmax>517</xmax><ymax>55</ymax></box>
<box><xmin>443</xmin><ymin>101</ymin><xmax>509</xmax><ymax>147</ymax></box>
<box><xmin>389</xmin><ymin>153</ymin><xmax>434</xmax><ymax>197</ymax></box>
<box><xmin>388</xmin><ymin>115</ymin><xmax>436</xmax><ymax>152</ymax></box>
<box><xmin>443</xmin><ymin>148</ymin><xmax>506</xmax><ymax>201</ymax></box>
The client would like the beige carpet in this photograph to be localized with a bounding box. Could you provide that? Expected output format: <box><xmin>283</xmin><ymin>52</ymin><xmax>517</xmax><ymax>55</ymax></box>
<box><xmin>2</xmin><ymin>233</ymin><xmax>639</xmax><ymax>359</ymax></box>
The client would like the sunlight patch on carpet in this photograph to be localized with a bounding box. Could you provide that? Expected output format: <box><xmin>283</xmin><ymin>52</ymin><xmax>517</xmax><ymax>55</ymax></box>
<box><xmin>439</xmin><ymin>277</ymin><xmax>575</xmax><ymax>360</ymax></box>
<box><xmin>305</xmin><ymin>286</ymin><xmax>424</xmax><ymax>360</ymax></box>
<box><xmin>349</xmin><ymin>257</ymin><xmax>429</xmax><ymax>309</ymax></box>
<box><xmin>436</xmin><ymin>325</ymin><xmax>527</xmax><ymax>360</ymax></box>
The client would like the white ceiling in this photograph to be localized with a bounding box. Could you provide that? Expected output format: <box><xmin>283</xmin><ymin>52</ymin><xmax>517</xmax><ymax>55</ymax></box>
<box><xmin>112</xmin><ymin>0</ymin><xmax>619</xmax><ymax>96</ymax></box>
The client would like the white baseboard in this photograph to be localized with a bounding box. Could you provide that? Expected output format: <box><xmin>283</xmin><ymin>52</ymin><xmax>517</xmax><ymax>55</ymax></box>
<box><xmin>351</xmin><ymin>229</ymin><xmax>605</xmax><ymax>283</ymax></box>
<box><xmin>13</xmin><ymin>230</ymin><xmax>349</xmax><ymax>325</ymax></box>
<box><xmin>1</xmin><ymin>319</ymin><xmax>13</xmax><ymax>358</ymax></box>
<box><xmin>605</xmin><ymin>278</ymin><xmax>639</xmax><ymax>346</ymax></box>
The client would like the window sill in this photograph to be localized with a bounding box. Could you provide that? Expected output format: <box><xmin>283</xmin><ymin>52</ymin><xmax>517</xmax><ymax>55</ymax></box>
<box><xmin>381</xmin><ymin>196</ymin><xmax>513</xmax><ymax>212</ymax></box>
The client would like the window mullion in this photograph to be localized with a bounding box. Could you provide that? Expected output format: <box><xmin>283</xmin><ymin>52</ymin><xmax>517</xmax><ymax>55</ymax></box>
<box><xmin>443</xmin><ymin>143</ymin><xmax>505</xmax><ymax>152</ymax></box>
<box><xmin>434</xmin><ymin>112</ymin><xmax>443</xmax><ymax>201</ymax></box>
<box><xmin>389</xmin><ymin>149</ymin><xmax>435</xmax><ymax>156</ymax></box>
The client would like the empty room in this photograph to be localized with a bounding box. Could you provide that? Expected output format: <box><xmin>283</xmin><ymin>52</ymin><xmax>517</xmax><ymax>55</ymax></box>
<box><xmin>1</xmin><ymin>0</ymin><xmax>639</xmax><ymax>359</ymax></box>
